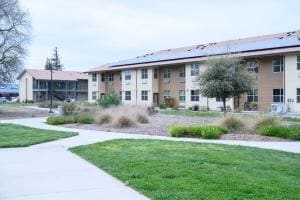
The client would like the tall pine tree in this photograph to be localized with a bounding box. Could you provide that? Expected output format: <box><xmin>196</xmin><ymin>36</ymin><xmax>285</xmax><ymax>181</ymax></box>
<box><xmin>44</xmin><ymin>57</ymin><xmax>52</xmax><ymax>70</ymax></box>
<box><xmin>45</xmin><ymin>47</ymin><xmax>63</xmax><ymax>71</ymax></box>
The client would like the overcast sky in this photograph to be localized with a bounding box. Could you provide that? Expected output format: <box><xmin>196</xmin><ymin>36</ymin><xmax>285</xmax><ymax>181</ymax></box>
<box><xmin>20</xmin><ymin>0</ymin><xmax>300</xmax><ymax>71</ymax></box>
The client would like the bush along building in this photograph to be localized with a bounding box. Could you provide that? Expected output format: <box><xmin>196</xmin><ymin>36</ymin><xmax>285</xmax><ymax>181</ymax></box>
<box><xmin>17</xmin><ymin>69</ymin><xmax>88</xmax><ymax>103</ymax></box>
<box><xmin>87</xmin><ymin>30</ymin><xmax>300</xmax><ymax>112</ymax></box>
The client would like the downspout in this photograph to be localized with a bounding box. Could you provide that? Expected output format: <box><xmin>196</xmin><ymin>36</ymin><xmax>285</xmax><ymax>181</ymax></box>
<box><xmin>283</xmin><ymin>55</ymin><xmax>285</xmax><ymax>104</ymax></box>
<box><xmin>136</xmin><ymin>69</ymin><xmax>138</xmax><ymax>105</ymax></box>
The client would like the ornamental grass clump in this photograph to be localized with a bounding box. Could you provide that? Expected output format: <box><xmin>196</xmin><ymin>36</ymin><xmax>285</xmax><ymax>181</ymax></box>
<box><xmin>114</xmin><ymin>116</ymin><xmax>135</xmax><ymax>128</ymax></box>
<box><xmin>221</xmin><ymin>115</ymin><xmax>245</xmax><ymax>131</ymax></box>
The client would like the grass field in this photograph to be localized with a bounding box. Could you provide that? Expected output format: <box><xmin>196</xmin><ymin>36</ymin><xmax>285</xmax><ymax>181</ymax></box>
<box><xmin>71</xmin><ymin>139</ymin><xmax>300</xmax><ymax>200</ymax></box>
<box><xmin>0</xmin><ymin>123</ymin><xmax>78</xmax><ymax>148</ymax></box>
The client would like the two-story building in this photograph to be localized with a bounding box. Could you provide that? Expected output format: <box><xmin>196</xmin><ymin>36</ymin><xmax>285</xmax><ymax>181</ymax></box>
<box><xmin>87</xmin><ymin>30</ymin><xmax>300</xmax><ymax>112</ymax></box>
<box><xmin>17</xmin><ymin>69</ymin><xmax>88</xmax><ymax>102</ymax></box>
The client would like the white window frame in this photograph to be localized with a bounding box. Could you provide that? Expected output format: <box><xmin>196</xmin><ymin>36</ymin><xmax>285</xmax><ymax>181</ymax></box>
<box><xmin>124</xmin><ymin>70</ymin><xmax>131</xmax><ymax>80</ymax></box>
<box><xmin>191</xmin><ymin>90</ymin><xmax>199</xmax><ymax>101</ymax></box>
<box><xmin>216</xmin><ymin>97</ymin><xmax>222</xmax><ymax>102</ymax></box>
<box><xmin>108</xmin><ymin>73</ymin><xmax>114</xmax><ymax>82</ymax></box>
<box><xmin>191</xmin><ymin>63</ymin><xmax>200</xmax><ymax>76</ymax></box>
<box><xmin>272</xmin><ymin>56</ymin><xmax>284</xmax><ymax>73</ymax></box>
<box><xmin>246</xmin><ymin>61</ymin><xmax>259</xmax><ymax>73</ymax></box>
<box><xmin>163</xmin><ymin>68</ymin><xmax>171</xmax><ymax>79</ymax></box>
<box><xmin>297</xmin><ymin>88</ymin><xmax>300</xmax><ymax>103</ymax></box>
<box><xmin>141</xmin><ymin>90</ymin><xmax>148</xmax><ymax>101</ymax></box>
<box><xmin>141</xmin><ymin>69</ymin><xmax>148</xmax><ymax>79</ymax></box>
<box><xmin>179</xmin><ymin>66</ymin><xmax>185</xmax><ymax>78</ymax></box>
<box><xmin>154</xmin><ymin>68</ymin><xmax>158</xmax><ymax>79</ymax></box>
<box><xmin>125</xmin><ymin>91</ymin><xmax>131</xmax><ymax>100</ymax></box>
<box><xmin>247</xmin><ymin>89</ymin><xmax>258</xmax><ymax>102</ymax></box>
<box><xmin>163</xmin><ymin>90</ymin><xmax>170</xmax><ymax>99</ymax></box>
<box><xmin>92</xmin><ymin>91</ymin><xmax>97</xmax><ymax>100</ymax></box>
<box><xmin>297</xmin><ymin>55</ymin><xmax>300</xmax><ymax>70</ymax></box>
<box><xmin>273</xmin><ymin>88</ymin><xmax>284</xmax><ymax>103</ymax></box>
<box><xmin>179</xmin><ymin>90</ymin><xmax>185</xmax><ymax>102</ymax></box>
<box><xmin>92</xmin><ymin>73</ymin><xmax>97</xmax><ymax>82</ymax></box>
<box><xmin>101</xmin><ymin>73</ymin><xmax>105</xmax><ymax>82</ymax></box>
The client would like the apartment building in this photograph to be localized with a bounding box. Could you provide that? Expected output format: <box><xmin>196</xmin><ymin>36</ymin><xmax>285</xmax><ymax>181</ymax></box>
<box><xmin>18</xmin><ymin>69</ymin><xmax>88</xmax><ymax>102</ymax></box>
<box><xmin>87</xmin><ymin>30</ymin><xmax>300</xmax><ymax>112</ymax></box>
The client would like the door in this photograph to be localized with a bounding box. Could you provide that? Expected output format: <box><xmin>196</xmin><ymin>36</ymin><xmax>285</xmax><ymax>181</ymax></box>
<box><xmin>153</xmin><ymin>93</ymin><xmax>159</xmax><ymax>106</ymax></box>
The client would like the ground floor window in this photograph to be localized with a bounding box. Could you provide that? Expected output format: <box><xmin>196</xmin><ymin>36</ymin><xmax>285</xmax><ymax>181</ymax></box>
<box><xmin>216</xmin><ymin>97</ymin><xmax>222</xmax><ymax>102</ymax></box>
<box><xmin>119</xmin><ymin>91</ymin><xmax>122</xmax><ymax>100</ymax></box>
<box><xmin>297</xmin><ymin>88</ymin><xmax>300</xmax><ymax>103</ymax></box>
<box><xmin>191</xmin><ymin>90</ymin><xmax>199</xmax><ymax>101</ymax></box>
<box><xmin>125</xmin><ymin>91</ymin><xmax>131</xmax><ymax>100</ymax></box>
<box><xmin>92</xmin><ymin>91</ymin><xmax>97</xmax><ymax>100</ymax></box>
<box><xmin>273</xmin><ymin>89</ymin><xmax>284</xmax><ymax>103</ymax></box>
<box><xmin>247</xmin><ymin>89</ymin><xmax>258</xmax><ymax>102</ymax></box>
<box><xmin>141</xmin><ymin>90</ymin><xmax>148</xmax><ymax>101</ymax></box>
<box><xmin>163</xmin><ymin>90</ymin><xmax>170</xmax><ymax>99</ymax></box>
<box><xmin>179</xmin><ymin>90</ymin><xmax>185</xmax><ymax>102</ymax></box>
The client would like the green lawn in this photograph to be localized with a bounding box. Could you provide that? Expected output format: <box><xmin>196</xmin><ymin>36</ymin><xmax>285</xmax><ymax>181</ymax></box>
<box><xmin>160</xmin><ymin>110</ymin><xmax>221</xmax><ymax>117</ymax></box>
<box><xmin>71</xmin><ymin>139</ymin><xmax>300</xmax><ymax>200</ymax></box>
<box><xmin>0</xmin><ymin>123</ymin><xmax>78</xmax><ymax>148</ymax></box>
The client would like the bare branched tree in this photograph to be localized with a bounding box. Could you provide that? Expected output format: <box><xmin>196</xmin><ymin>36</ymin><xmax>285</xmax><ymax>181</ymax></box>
<box><xmin>0</xmin><ymin>0</ymin><xmax>31</xmax><ymax>84</ymax></box>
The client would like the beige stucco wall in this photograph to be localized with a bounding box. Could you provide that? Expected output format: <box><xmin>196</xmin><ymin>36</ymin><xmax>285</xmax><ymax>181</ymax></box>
<box><xmin>19</xmin><ymin>72</ymin><xmax>33</xmax><ymax>102</ymax></box>
<box><xmin>285</xmin><ymin>54</ymin><xmax>300</xmax><ymax>112</ymax></box>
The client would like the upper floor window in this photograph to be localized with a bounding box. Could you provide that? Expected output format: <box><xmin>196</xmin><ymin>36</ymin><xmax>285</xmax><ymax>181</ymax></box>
<box><xmin>124</xmin><ymin>70</ymin><xmax>131</xmax><ymax>80</ymax></box>
<box><xmin>101</xmin><ymin>73</ymin><xmax>105</xmax><ymax>82</ymax></box>
<box><xmin>141</xmin><ymin>69</ymin><xmax>148</xmax><ymax>79</ymax></box>
<box><xmin>297</xmin><ymin>88</ymin><xmax>300</xmax><ymax>103</ymax></box>
<box><xmin>154</xmin><ymin>69</ymin><xmax>158</xmax><ymax>79</ymax></box>
<box><xmin>273</xmin><ymin>89</ymin><xmax>284</xmax><ymax>103</ymax></box>
<box><xmin>191</xmin><ymin>63</ymin><xmax>200</xmax><ymax>76</ymax></box>
<box><xmin>297</xmin><ymin>56</ymin><xmax>300</xmax><ymax>70</ymax></box>
<box><xmin>191</xmin><ymin>90</ymin><xmax>199</xmax><ymax>101</ymax></box>
<box><xmin>246</xmin><ymin>61</ymin><xmax>259</xmax><ymax>73</ymax></box>
<box><xmin>163</xmin><ymin>68</ymin><xmax>171</xmax><ymax>79</ymax></box>
<box><xmin>92</xmin><ymin>73</ymin><xmax>97</xmax><ymax>82</ymax></box>
<box><xmin>108</xmin><ymin>73</ymin><xmax>114</xmax><ymax>82</ymax></box>
<box><xmin>247</xmin><ymin>88</ymin><xmax>258</xmax><ymax>102</ymax></box>
<box><xmin>272</xmin><ymin>56</ymin><xmax>284</xmax><ymax>72</ymax></box>
<box><xmin>179</xmin><ymin>67</ymin><xmax>185</xmax><ymax>78</ymax></box>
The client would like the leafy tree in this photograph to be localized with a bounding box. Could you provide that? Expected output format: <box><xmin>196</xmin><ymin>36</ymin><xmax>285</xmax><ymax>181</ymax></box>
<box><xmin>198</xmin><ymin>57</ymin><xmax>253</xmax><ymax>116</ymax></box>
<box><xmin>98</xmin><ymin>90</ymin><xmax>121</xmax><ymax>108</ymax></box>
<box><xmin>49</xmin><ymin>47</ymin><xmax>63</xmax><ymax>71</ymax></box>
<box><xmin>0</xmin><ymin>0</ymin><xmax>31</xmax><ymax>84</ymax></box>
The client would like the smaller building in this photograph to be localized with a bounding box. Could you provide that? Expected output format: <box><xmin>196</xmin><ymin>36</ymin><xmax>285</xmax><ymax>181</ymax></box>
<box><xmin>0</xmin><ymin>84</ymin><xmax>19</xmax><ymax>99</ymax></box>
<box><xmin>17</xmin><ymin>69</ymin><xmax>88</xmax><ymax>103</ymax></box>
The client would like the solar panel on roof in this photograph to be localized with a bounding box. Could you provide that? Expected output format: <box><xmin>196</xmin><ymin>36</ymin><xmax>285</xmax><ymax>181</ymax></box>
<box><xmin>110</xmin><ymin>36</ymin><xmax>300</xmax><ymax>67</ymax></box>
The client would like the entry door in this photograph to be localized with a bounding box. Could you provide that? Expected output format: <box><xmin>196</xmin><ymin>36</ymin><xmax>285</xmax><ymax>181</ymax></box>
<box><xmin>153</xmin><ymin>93</ymin><xmax>159</xmax><ymax>106</ymax></box>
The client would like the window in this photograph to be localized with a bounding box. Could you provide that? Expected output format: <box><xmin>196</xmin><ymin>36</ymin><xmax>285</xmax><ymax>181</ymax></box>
<box><xmin>273</xmin><ymin>89</ymin><xmax>284</xmax><ymax>103</ymax></box>
<box><xmin>92</xmin><ymin>91</ymin><xmax>97</xmax><ymax>100</ymax></box>
<box><xmin>163</xmin><ymin>68</ymin><xmax>171</xmax><ymax>79</ymax></box>
<box><xmin>246</xmin><ymin>61</ymin><xmax>259</xmax><ymax>73</ymax></box>
<box><xmin>216</xmin><ymin>97</ymin><xmax>222</xmax><ymax>102</ymax></box>
<box><xmin>154</xmin><ymin>69</ymin><xmax>158</xmax><ymax>79</ymax></box>
<box><xmin>297</xmin><ymin>88</ymin><xmax>300</xmax><ymax>103</ymax></box>
<box><xmin>163</xmin><ymin>90</ymin><xmax>170</xmax><ymax>99</ymax></box>
<box><xmin>297</xmin><ymin>56</ymin><xmax>300</xmax><ymax>70</ymax></box>
<box><xmin>191</xmin><ymin>63</ymin><xmax>200</xmax><ymax>76</ymax></box>
<box><xmin>101</xmin><ymin>73</ymin><xmax>105</xmax><ymax>82</ymax></box>
<box><xmin>179</xmin><ymin>67</ymin><xmax>185</xmax><ymax>79</ymax></box>
<box><xmin>141</xmin><ymin>90</ymin><xmax>148</xmax><ymax>101</ymax></box>
<box><xmin>141</xmin><ymin>69</ymin><xmax>148</xmax><ymax>79</ymax></box>
<box><xmin>119</xmin><ymin>91</ymin><xmax>122</xmax><ymax>100</ymax></box>
<box><xmin>125</xmin><ymin>91</ymin><xmax>131</xmax><ymax>100</ymax></box>
<box><xmin>108</xmin><ymin>73</ymin><xmax>114</xmax><ymax>82</ymax></box>
<box><xmin>179</xmin><ymin>90</ymin><xmax>185</xmax><ymax>102</ymax></box>
<box><xmin>92</xmin><ymin>73</ymin><xmax>97</xmax><ymax>82</ymax></box>
<box><xmin>191</xmin><ymin>90</ymin><xmax>200</xmax><ymax>101</ymax></box>
<box><xmin>120</xmin><ymin>73</ymin><xmax>122</xmax><ymax>81</ymax></box>
<box><xmin>272</xmin><ymin>56</ymin><xmax>284</xmax><ymax>72</ymax></box>
<box><xmin>124</xmin><ymin>70</ymin><xmax>131</xmax><ymax>80</ymax></box>
<box><xmin>247</xmin><ymin>89</ymin><xmax>258</xmax><ymax>102</ymax></box>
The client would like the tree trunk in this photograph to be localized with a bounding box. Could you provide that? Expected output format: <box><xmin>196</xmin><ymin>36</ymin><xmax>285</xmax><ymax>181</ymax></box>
<box><xmin>223</xmin><ymin>98</ymin><xmax>227</xmax><ymax>117</ymax></box>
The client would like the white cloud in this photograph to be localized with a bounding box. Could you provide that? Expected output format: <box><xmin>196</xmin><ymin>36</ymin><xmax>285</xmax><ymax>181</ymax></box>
<box><xmin>20</xmin><ymin>0</ymin><xmax>300</xmax><ymax>71</ymax></box>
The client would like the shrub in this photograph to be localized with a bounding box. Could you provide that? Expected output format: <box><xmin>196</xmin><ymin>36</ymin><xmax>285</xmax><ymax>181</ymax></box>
<box><xmin>193</xmin><ymin>105</ymin><xmax>199</xmax><ymax>111</ymax></box>
<box><xmin>97</xmin><ymin>113</ymin><xmax>112</xmax><ymax>125</ymax></box>
<box><xmin>168</xmin><ymin>124</ymin><xmax>228</xmax><ymax>139</ymax></box>
<box><xmin>136</xmin><ymin>113</ymin><xmax>149</xmax><ymax>124</ymax></box>
<box><xmin>114</xmin><ymin>116</ymin><xmax>135</xmax><ymax>128</ymax></box>
<box><xmin>63</xmin><ymin>103</ymin><xmax>77</xmax><ymax>116</ymax></box>
<box><xmin>254</xmin><ymin>116</ymin><xmax>279</xmax><ymax>130</ymax></box>
<box><xmin>258</xmin><ymin>125</ymin><xmax>300</xmax><ymax>140</ymax></box>
<box><xmin>98</xmin><ymin>91</ymin><xmax>120</xmax><ymax>108</ymax></box>
<box><xmin>221</xmin><ymin>115</ymin><xmax>245</xmax><ymax>130</ymax></box>
<box><xmin>159</xmin><ymin>102</ymin><xmax>167</xmax><ymax>109</ymax></box>
<box><xmin>76</xmin><ymin>115</ymin><xmax>94</xmax><ymax>124</ymax></box>
<box><xmin>47</xmin><ymin>116</ymin><xmax>75</xmax><ymax>125</ymax></box>
<box><xmin>147</xmin><ymin>106</ymin><xmax>157</xmax><ymax>115</ymax></box>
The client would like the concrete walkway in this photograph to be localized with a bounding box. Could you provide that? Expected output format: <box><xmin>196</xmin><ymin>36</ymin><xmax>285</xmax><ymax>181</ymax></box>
<box><xmin>1</xmin><ymin>117</ymin><xmax>300</xmax><ymax>200</ymax></box>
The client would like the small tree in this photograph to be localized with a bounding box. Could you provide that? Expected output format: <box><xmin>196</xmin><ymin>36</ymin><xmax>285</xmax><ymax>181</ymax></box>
<box><xmin>98</xmin><ymin>90</ymin><xmax>121</xmax><ymax>108</ymax></box>
<box><xmin>198</xmin><ymin>57</ymin><xmax>253</xmax><ymax>116</ymax></box>
<box><xmin>49</xmin><ymin>47</ymin><xmax>63</xmax><ymax>71</ymax></box>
